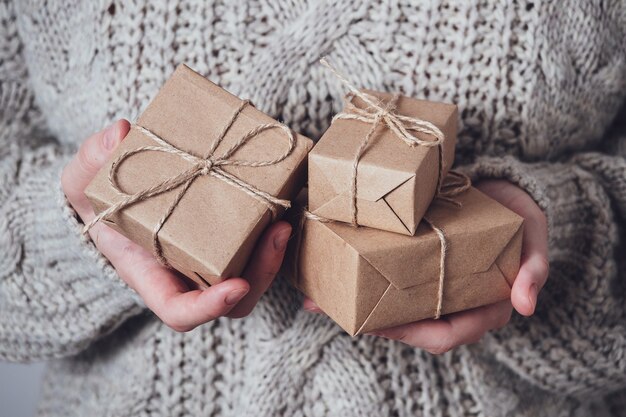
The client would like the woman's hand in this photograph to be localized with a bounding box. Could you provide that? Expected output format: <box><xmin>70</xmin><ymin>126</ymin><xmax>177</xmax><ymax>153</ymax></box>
<box><xmin>62</xmin><ymin>120</ymin><xmax>291</xmax><ymax>332</ymax></box>
<box><xmin>303</xmin><ymin>179</ymin><xmax>549</xmax><ymax>354</ymax></box>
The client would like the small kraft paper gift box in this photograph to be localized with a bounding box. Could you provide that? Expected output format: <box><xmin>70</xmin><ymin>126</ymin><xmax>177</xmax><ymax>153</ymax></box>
<box><xmin>307</xmin><ymin>60</ymin><xmax>457</xmax><ymax>236</ymax></box>
<box><xmin>287</xmin><ymin>187</ymin><xmax>524</xmax><ymax>336</ymax></box>
<box><xmin>85</xmin><ymin>64</ymin><xmax>313</xmax><ymax>287</ymax></box>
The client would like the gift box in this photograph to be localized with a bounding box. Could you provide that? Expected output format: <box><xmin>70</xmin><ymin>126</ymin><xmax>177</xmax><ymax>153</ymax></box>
<box><xmin>85</xmin><ymin>64</ymin><xmax>313</xmax><ymax>287</ymax></box>
<box><xmin>287</xmin><ymin>187</ymin><xmax>524</xmax><ymax>336</ymax></box>
<box><xmin>308</xmin><ymin>90</ymin><xmax>457</xmax><ymax>235</ymax></box>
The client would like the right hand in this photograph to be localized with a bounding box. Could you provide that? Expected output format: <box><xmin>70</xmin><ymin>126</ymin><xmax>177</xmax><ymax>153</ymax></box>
<box><xmin>62</xmin><ymin>120</ymin><xmax>292</xmax><ymax>332</ymax></box>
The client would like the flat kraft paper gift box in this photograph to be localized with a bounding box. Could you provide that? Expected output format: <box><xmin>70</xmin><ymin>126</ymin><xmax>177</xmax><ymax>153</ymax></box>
<box><xmin>288</xmin><ymin>188</ymin><xmax>523</xmax><ymax>336</ymax></box>
<box><xmin>85</xmin><ymin>64</ymin><xmax>313</xmax><ymax>287</ymax></box>
<box><xmin>308</xmin><ymin>91</ymin><xmax>457</xmax><ymax>235</ymax></box>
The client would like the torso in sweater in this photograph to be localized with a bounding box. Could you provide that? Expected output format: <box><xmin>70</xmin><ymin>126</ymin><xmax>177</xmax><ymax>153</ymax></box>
<box><xmin>2</xmin><ymin>1</ymin><xmax>625</xmax><ymax>417</ymax></box>
<box><xmin>15</xmin><ymin>1</ymin><xmax>624</xmax><ymax>160</ymax></box>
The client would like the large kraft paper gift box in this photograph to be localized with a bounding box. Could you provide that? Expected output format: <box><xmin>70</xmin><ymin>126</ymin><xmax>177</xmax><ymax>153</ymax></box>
<box><xmin>287</xmin><ymin>188</ymin><xmax>524</xmax><ymax>336</ymax></box>
<box><xmin>308</xmin><ymin>91</ymin><xmax>457</xmax><ymax>236</ymax></box>
<box><xmin>85</xmin><ymin>64</ymin><xmax>313</xmax><ymax>287</ymax></box>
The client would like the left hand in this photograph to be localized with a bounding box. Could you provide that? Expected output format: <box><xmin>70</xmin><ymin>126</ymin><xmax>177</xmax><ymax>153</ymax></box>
<box><xmin>303</xmin><ymin>179</ymin><xmax>549</xmax><ymax>354</ymax></box>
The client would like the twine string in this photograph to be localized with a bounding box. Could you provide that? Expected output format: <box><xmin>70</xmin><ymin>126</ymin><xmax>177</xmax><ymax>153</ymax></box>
<box><xmin>316</xmin><ymin>57</ymin><xmax>471</xmax><ymax>319</ymax></box>
<box><xmin>320</xmin><ymin>57</ymin><xmax>447</xmax><ymax>226</ymax></box>
<box><xmin>423</xmin><ymin>217</ymin><xmax>447</xmax><ymax>319</ymax></box>
<box><xmin>83</xmin><ymin>99</ymin><xmax>297</xmax><ymax>267</ymax></box>
<box><xmin>300</xmin><ymin>173</ymin><xmax>466</xmax><ymax>320</ymax></box>
<box><xmin>348</xmin><ymin>94</ymin><xmax>400</xmax><ymax>225</ymax></box>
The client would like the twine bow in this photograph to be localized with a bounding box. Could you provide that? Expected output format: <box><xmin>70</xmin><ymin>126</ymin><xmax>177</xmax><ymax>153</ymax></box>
<box><xmin>320</xmin><ymin>58</ymin><xmax>469</xmax><ymax>226</ymax></box>
<box><xmin>318</xmin><ymin>58</ymin><xmax>471</xmax><ymax>319</ymax></box>
<box><xmin>83</xmin><ymin>99</ymin><xmax>296</xmax><ymax>266</ymax></box>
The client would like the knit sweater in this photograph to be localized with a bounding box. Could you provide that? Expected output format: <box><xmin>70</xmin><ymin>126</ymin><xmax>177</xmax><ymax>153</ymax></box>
<box><xmin>1</xmin><ymin>1</ymin><xmax>625</xmax><ymax>416</ymax></box>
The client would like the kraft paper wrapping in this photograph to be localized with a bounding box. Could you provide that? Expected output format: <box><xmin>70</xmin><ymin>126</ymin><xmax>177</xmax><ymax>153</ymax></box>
<box><xmin>308</xmin><ymin>91</ymin><xmax>457</xmax><ymax>236</ymax></box>
<box><xmin>287</xmin><ymin>188</ymin><xmax>523</xmax><ymax>336</ymax></box>
<box><xmin>86</xmin><ymin>65</ymin><xmax>313</xmax><ymax>287</ymax></box>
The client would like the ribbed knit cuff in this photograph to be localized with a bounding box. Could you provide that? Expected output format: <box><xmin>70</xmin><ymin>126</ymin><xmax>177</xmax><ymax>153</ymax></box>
<box><xmin>459</xmin><ymin>155</ymin><xmax>582</xmax><ymax>245</ymax></box>
<box><xmin>57</xmin><ymin>176</ymin><xmax>146</xmax><ymax>309</ymax></box>
<box><xmin>460</xmin><ymin>154</ymin><xmax>625</xmax><ymax>396</ymax></box>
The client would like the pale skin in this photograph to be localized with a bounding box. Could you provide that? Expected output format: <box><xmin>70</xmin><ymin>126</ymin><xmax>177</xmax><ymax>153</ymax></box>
<box><xmin>63</xmin><ymin>120</ymin><xmax>549</xmax><ymax>351</ymax></box>
<box><xmin>62</xmin><ymin>120</ymin><xmax>293</xmax><ymax>331</ymax></box>
<box><xmin>303</xmin><ymin>175</ymin><xmax>550</xmax><ymax>354</ymax></box>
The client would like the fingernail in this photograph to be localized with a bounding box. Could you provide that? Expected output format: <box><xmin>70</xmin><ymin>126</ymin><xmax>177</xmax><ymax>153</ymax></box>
<box><xmin>225</xmin><ymin>289</ymin><xmax>248</xmax><ymax>305</ymax></box>
<box><xmin>103</xmin><ymin>122</ymin><xmax>119</xmax><ymax>150</ymax></box>
<box><xmin>273</xmin><ymin>228</ymin><xmax>291</xmax><ymax>252</ymax></box>
<box><xmin>528</xmin><ymin>284</ymin><xmax>538</xmax><ymax>311</ymax></box>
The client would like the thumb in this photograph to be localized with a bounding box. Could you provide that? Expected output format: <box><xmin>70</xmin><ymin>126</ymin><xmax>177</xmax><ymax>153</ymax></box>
<box><xmin>62</xmin><ymin>119</ymin><xmax>130</xmax><ymax>220</ymax></box>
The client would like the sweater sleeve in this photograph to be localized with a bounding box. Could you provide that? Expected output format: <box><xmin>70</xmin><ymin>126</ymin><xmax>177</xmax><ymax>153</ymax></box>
<box><xmin>0</xmin><ymin>0</ymin><xmax>144</xmax><ymax>362</ymax></box>
<box><xmin>460</xmin><ymin>127</ymin><xmax>626</xmax><ymax>396</ymax></box>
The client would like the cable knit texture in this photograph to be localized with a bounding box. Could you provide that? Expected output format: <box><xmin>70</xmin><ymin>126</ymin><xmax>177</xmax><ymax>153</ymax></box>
<box><xmin>1</xmin><ymin>1</ymin><xmax>625</xmax><ymax>416</ymax></box>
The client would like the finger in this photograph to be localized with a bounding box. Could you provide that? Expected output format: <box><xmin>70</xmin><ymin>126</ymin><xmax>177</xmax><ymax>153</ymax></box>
<box><xmin>303</xmin><ymin>297</ymin><xmax>323</xmax><ymax>313</ymax></box>
<box><xmin>227</xmin><ymin>221</ymin><xmax>292</xmax><ymax>318</ymax></box>
<box><xmin>511</xmin><ymin>250</ymin><xmax>549</xmax><ymax>316</ymax></box>
<box><xmin>61</xmin><ymin>119</ymin><xmax>131</xmax><ymax>220</ymax></box>
<box><xmin>152</xmin><ymin>277</ymin><xmax>250</xmax><ymax>332</ymax></box>
<box><xmin>511</xmin><ymin>209</ymin><xmax>549</xmax><ymax>317</ymax></box>
<box><xmin>475</xmin><ymin>181</ymin><xmax>549</xmax><ymax>318</ymax></box>
<box><xmin>369</xmin><ymin>300</ymin><xmax>512</xmax><ymax>354</ymax></box>
<box><xmin>110</xmin><ymin>238</ymin><xmax>250</xmax><ymax>331</ymax></box>
<box><xmin>89</xmin><ymin>219</ymin><xmax>250</xmax><ymax>331</ymax></box>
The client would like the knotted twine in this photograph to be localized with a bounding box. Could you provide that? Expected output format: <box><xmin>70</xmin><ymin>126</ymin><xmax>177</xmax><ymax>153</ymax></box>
<box><xmin>309</xmin><ymin>58</ymin><xmax>471</xmax><ymax>319</ymax></box>
<box><xmin>83</xmin><ymin>99</ymin><xmax>297</xmax><ymax>267</ymax></box>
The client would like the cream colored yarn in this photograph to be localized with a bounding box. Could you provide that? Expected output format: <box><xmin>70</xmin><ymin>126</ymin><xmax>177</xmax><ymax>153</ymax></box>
<box><xmin>1</xmin><ymin>1</ymin><xmax>625</xmax><ymax>417</ymax></box>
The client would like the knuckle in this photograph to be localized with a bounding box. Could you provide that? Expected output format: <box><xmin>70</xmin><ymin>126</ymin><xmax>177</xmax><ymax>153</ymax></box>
<box><xmin>495</xmin><ymin>314</ymin><xmax>511</xmax><ymax>330</ymax></box>
<box><xmin>169</xmin><ymin>323</ymin><xmax>194</xmax><ymax>333</ymax></box>
<box><xmin>60</xmin><ymin>164</ymin><xmax>82</xmax><ymax>201</ymax></box>
<box><xmin>77</xmin><ymin>140</ymin><xmax>101</xmax><ymax>174</ymax></box>
<box><xmin>196</xmin><ymin>306</ymin><xmax>219</xmax><ymax>323</ymax></box>
<box><xmin>60</xmin><ymin>166</ymin><xmax>72</xmax><ymax>193</ymax></box>
<box><xmin>427</xmin><ymin>343</ymin><xmax>451</xmax><ymax>355</ymax></box>
<box><xmin>467</xmin><ymin>336</ymin><xmax>483</xmax><ymax>345</ymax></box>
<box><xmin>492</xmin><ymin>303</ymin><xmax>513</xmax><ymax>330</ymax></box>
<box><xmin>90</xmin><ymin>224</ymin><xmax>118</xmax><ymax>252</ymax></box>
<box><xmin>426</xmin><ymin>337</ymin><xmax>453</xmax><ymax>355</ymax></box>
<box><xmin>530</xmin><ymin>255</ymin><xmax>550</xmax><ymax>285</ymax></box>
<box><xmin>245</xmin><ymin>267</ymin><xmax>279</xmax><ymax>285</ymax></box>
<box><xmin>538</xmin><ymin>256</ymin><xmax>550</xmax><ymax>280</ymax></box>
<box><xmin>204</xmin><ymin>314</ymin><xmax>219</xmax><ymax>323</ymax></box>
<box><xmin>505</xmin><ymin>192</ymin><xmax>528</xmax><ymax>211</ymax></box>
<box><xmin>262</xmin><ymin>268</ymin><xmax>280</xmax><ymax>281</ymax></box>
<box><xmin>161</xmin><ymin>314</ymin><xmax>194</xmax><ymax>333</ymax></box>
<box><xmin>536</xmin><ymin>207</ymin><xmax>548</xmax><ymax>228</ymax></box>
<box><xmin>121</xmin><ymin>242</ymin><xmax>140</xmax><ymax>263</ymax></box>
<box><xmin>391</xmin><ymin>329</ymin><xmax>411</xmax><ymax>344</ymax></box>
<box><xmin>227</xmin><ymin>308</ymin><xmax>251</xmax><ymax>320</ymax></box>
